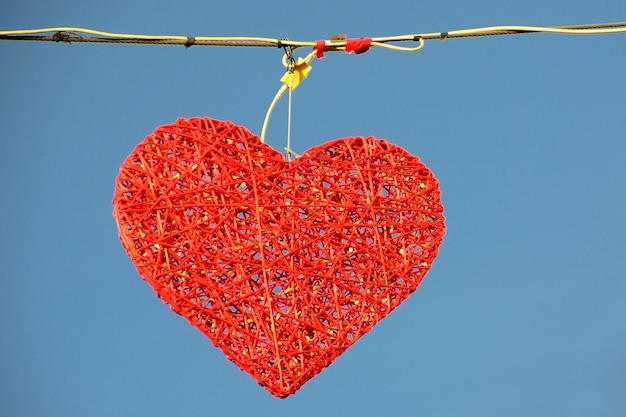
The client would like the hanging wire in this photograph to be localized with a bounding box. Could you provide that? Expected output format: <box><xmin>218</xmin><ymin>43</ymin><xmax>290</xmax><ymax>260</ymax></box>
<box><xmin>5</xmin><ymin>22</ymin><xmax>625</xmax><ymax>158</ymax></box>
<box><xmin>261</xmin><ymin>84</ymin><xmax>289</xmax><ymax>144</ymax></box>
<box><xmin>286</xmin><ymin>77</ymin><xmax>294</xmax><ymax>161</ymax></box>
<box><xmin>260</xmin><ymin>50</ymin><xmax>316</xmax><ymax>144</ymax></box>
<box><xmin>1</xmin><ymin>22</ymin><xmax>625</xmax><ymax>50</ymax></box>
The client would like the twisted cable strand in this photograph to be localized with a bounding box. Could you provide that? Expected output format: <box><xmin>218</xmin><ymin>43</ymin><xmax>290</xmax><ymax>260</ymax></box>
<box><xmin>2</xmin><ymin>22</ymin><xmax>625</xmax><ymax>49</ymax></box>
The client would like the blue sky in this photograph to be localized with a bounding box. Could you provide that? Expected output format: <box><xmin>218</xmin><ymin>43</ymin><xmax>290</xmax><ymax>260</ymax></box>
<box><xmin>1</xmin><ymin>1</ymin><xmax>625</xmax><ymax>416</ymax></box>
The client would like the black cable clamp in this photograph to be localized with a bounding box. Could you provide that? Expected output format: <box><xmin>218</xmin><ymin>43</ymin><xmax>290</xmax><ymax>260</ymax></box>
<box><xmin>184</xmin><ymin>37</ymin><xmax>195</xmax><ymax>48</ymax></box>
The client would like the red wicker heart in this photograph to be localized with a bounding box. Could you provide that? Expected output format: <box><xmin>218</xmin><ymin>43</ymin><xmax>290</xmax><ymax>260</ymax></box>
<box><xmin>112</xmin><ymin>117</ymin><xmax>445</xmax><ymax>398</ymax></box>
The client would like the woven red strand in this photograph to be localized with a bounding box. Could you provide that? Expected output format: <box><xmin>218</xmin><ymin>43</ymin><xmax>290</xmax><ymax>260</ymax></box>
<box><xmin>112</xmin><ymin>117</ymin><xmax>446</xmax><ymax>398</ymax></box>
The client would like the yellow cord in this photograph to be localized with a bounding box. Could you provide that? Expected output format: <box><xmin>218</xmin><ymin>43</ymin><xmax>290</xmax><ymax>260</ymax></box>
<box><xmin>0</xmin><ymin>27</ymin><xmax>299</xmax><ymax>45</ymax></box>
<box><xmin>2</xmin><ymin>22</ymin><xmax>625</xmax><ymax>50</ymax></box>
<box><xmin>372</xmin><ymin>38</ymin><xmax>424</xmax><ymax>52</ymax></box>
<box><xmin>261</xmin><ymin>50</ymin><xmax>316</xmax><ymax>145</ymax></box>
<box><xmin>7</xmin><ymin>22</ymin><xmax>624</xmax><ymax>155</ymax></box>
<box><xmin>414</xmin><ymin>24</ymin><xmax>626</xmax><ymax>40</ymax></box>
<box><xmin>260</xmin><ymin>84</ymin><xmax>288</xmax><ymax>144</ymax></box>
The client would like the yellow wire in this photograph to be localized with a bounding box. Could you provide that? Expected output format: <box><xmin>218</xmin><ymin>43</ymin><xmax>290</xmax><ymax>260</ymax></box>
<box><xmin>0</xmin><ymin>27</ymin><xmax>183</xmax><ymax>39</ymax></box>
<box><xmin>0</xmin><ymin>27</ymin><xmax>296</xmax><ymax>44</ymax></box>
<box><xmin>421</xmin><ymin>24</ymin><xmax>626</xmax><ymax>39</ymax></box>
<box><xmin>373</xmin><ymin>38</ymin><xmax>425</xmax><ymax>52</ymax></box>
<box><xmin>260</xmin><ymin>84</ymin><xmax>288</xmax><ymax>144</ymax></box>
<box><xmin>261</xmin><ymin>50</ymin><xmax>316</xmax><ymax>146</ymax></box>
<box><xmin>2</xmin><ymin>22</ymin><xmax>625</xmax><ymax>50</ymax></box>
<box><xmin>7</xmin><ymin>23</ymin><xmax>623</xmax><ymax>153</ymax></box>
<box><xmin>0</xmin><ymin>27</ymin><xmax>314</xmax><ymax>47</ymax></box>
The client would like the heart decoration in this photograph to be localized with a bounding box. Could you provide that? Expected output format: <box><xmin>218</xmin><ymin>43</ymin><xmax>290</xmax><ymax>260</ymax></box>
<box><xmin>112</xmin><ymin>117</ymin><xmax>445</xmax><ymax>398</ymax></box>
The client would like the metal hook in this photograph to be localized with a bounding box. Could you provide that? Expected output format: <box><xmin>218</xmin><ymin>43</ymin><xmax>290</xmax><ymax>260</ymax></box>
<box><xmin>282</xmin><ymin>43</ymin><xmax>296</xmax><ymax>73</ymax></box>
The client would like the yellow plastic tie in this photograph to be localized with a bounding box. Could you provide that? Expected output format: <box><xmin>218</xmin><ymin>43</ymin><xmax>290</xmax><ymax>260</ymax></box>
<box><xmin>280</xmin><ymin>56</ymin><xmax>312</xmax><ymax>91</ymax></box>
